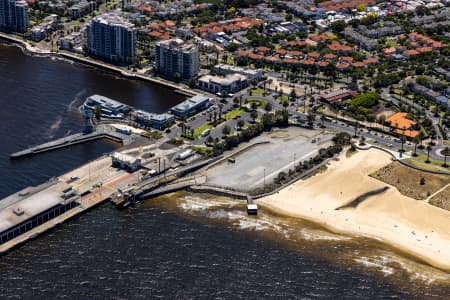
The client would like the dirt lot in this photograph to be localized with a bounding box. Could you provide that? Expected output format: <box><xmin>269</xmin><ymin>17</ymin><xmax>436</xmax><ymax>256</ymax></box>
<box><xmin>429</xmin><ymin>186</ymin><xmax>450</xmax><ymax>211</ymax></box>
<box><xmin>370</xmin><ymin>162</ymin><xmax>450</xmax><ymax>200</ymax></box>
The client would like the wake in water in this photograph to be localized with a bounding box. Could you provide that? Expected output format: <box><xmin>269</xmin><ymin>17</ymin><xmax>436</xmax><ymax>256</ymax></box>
<box><xmin>45</xmin><ymin>89</ymin><xmax>86</xmax><ymax>139</ymax></box>
<box><xmin>46</xmin><ymin>115</ymin><xmax>63</xmax><ymax>139</ymax></box>
<box><xmin>68</xmin><ymin>89</ymin><xmax>86</xmax><ymax>111</ymax></box>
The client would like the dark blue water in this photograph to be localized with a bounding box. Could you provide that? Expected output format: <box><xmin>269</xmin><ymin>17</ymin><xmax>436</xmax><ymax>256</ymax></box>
<box><xmin>0</xmin><ymin>43</ymin><xmax>183</xmax><ymax>197</ymax></box>
<box><xmin>0</xmin><ymin>43</ymin><xmax>449</xmax><ymax>299</ymax></box>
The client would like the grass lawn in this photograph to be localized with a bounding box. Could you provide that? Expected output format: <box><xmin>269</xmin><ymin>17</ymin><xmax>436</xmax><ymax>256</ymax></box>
<box><xmin>393</xmin><ymin>88</ymin><xmax>403</xmax><ymax>95</ymax></box>
<box><xmin>193</xmin><ymin>123</ymin><xmax>213</xmax><ymax>139</ymax></box>
<box><xmin>279</xmin><ymin>95</ymin><xmax>289</xmax><ymax>102</ymax></box>
<box><xmin>386</xmin><ymin>40</ymin><xmax>397</xmax><ymax>47</ymax></box>
<box><xmin>404</xmin><ymin>152</ymin><xmax>449</xmax><ymax>172</ymax></box>
<box><xmin>250</xmin><ymin>88</ymin><xmax>265</xmax><ymax>95</ymax></box>
<box><xmin>193</xmin><ymin>146</ymin><xmax>213</xmax><ymax>156</ymax></box>
<box><xmin>246</xmin><ymin>98</ymin><xmax>268</xmax><ymax>108</ymax></box>
<box><xmin>225</xmin><ymin>108</ymin><xmax>244</xmax><ymax>120</ymax></box>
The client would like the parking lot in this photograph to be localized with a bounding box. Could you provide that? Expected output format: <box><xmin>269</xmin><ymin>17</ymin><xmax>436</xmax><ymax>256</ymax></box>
<box><xmin>205</xmin><ymin>127</ymin><xmax>334</xmax><ymax>192</ymax></box>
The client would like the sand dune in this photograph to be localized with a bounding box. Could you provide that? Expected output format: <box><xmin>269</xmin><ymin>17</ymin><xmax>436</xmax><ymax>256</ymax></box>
<box><xmin>257</xmin><ymin>149</ymin><xmax>450</xmax><ymax>271</ymax></box>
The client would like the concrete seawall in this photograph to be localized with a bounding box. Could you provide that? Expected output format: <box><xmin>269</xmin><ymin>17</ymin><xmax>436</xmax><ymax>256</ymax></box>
<box><xmin>0</xmin><ymin>32</ymin><xmax>197</xmax><ymax>97</ymax></box>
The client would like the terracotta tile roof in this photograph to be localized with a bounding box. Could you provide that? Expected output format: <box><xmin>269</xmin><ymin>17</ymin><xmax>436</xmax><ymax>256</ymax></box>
<box><xmin>194</xmin><ymin>18</ymin><xmax>263</xmax><ymax>35</ymax></box>
<box><xmin>383</xmin><ymin>47</ymin><xmax>396</xmax><ymax>55</ymax></box>
<box><xmin>311</xmin><ymin>34</ymin><xmax>329</xmax><ymax>42</ymax></box>
<box><xmin>319</xmin><ymin>0</ymin><xmax>375</xmax><ymax>11</ymax></box>
<box><xmin>387</xmin><ymin>112</ymin><xmax>417</xmax><ymax>130</ymax></box>
<box><xmin>289</xmin><ymin>51</ymin><xmax>302</xmax><ymax>57</ymax></box>
<box><xmin>324</xmin><ymin>53</ymin><xmax>337</xmax><ymax>60</ymax></box>
<box><xmin>317</xmin><ymin>61</ymin><xmax>330</xmax><ymax>67</ymax></box>
<box><xmin>283</xmin><ymin>57</ymin><xmax>299</xmax><ymax>64</ymax></box>
<box><xmin>305</xmin><ymin>39</ymin><xmax>318</xmax><ymax>47</ymax></box>
<box><xmin>236</xmin><ymin>50</ymin><xmax>249</xmax><ymax>57</ymax></box>
<box><xmin>394</xmin><ymin>129</ymin><xmax>419</xmax><ymax>138</ymax></box>
<box><xmin>341</xmin><ymin>56</ymin><xmax>353</xmax><ymax>62</ymax></box>
<box><xmin>352</xmin><ymin>61</ymin><xmax>365</xmax><ymax>68</ymax></box>
<box><xmin>336</xmin><ymin>62</ymin><xmax>349</xmax><ymax>70</ymax></box>
<box><xmin>416</xmin><ymin>46</ymin><xmax>432</xmax><ymax>53</ymax></box>
<box><xmin>363</xmin><ymin>57</ymin><xmax>379</xmax><ymax>65</ymax></box>
<box><xmin>248</xmin><ymin>53</ymin><xmax>264</xmax><ymax>60</ymax></box>
<box><xmin>256</xmin><ymin>46</ymin><xmax>271</xmax><ymax>53</ymax></box>
<box><xmin>299</xmin><ymin>59</ymin><xmax>314</xmax><ymax>65</ymax></box>
<box><xmin>275</xmin><ymin>49</ymin><xmax>287</xmax><ymax>55</ymax></box>
<box><xmin>308</xmin><ymin>51</ymin><xmax>320</xmax><ymax>59</ymax></box>
<box><xmin>403</xmin><ymin>49</ymin><xmax>419</xmax><ymax>56</ymax></box>
<box><xmin>287</xmin><ymin>40</ymin><xmax>307</xmax><ymax>47</ymax></box>
<box><xmin>328</xmin><ymin>41</ymin><xmax>352</xmax><ymax>52</ymax></box>
<box><xmin>265</xmin><ymin>56</ymin><xmax>280</xmax><ymax>62</ymax></box>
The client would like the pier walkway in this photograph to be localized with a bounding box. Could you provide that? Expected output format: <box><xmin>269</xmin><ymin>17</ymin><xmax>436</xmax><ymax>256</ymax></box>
<box><xmin>140</xmin><ymin>176</ymin><xmax>206</xmax><ymax>199</ymax></box>
<box><xmin>10</xmin><ymin>125</ymin><xmax>134</xmax><ymax>159</ymax></box>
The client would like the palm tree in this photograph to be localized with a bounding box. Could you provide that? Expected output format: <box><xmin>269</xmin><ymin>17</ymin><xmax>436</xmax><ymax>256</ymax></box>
<box><xmin>282</xmin><ymin>101</ymin><xmax>289</xmax><ymax>111</ymax></box>
<box><xmin>400</xmin><ymin>136</ymin><xmax>406</xmax><ymax>152</ymax></box>
<box><xmin>442</xmin><ymin>147</ymin><xmax>449</xmax><ymax>168</ymax></box>
<box><xmin>250</xmin><ymin>110</ymin><xmax>258</xmax><ymax>123</ymax></box>
<box><xmin>353</xmin><ymin>121</ymin><xmax>359</xmax><ymax>137</ymax></box>
<box><xmin>413</xmin><ymin>136</ymin><xmax>419</xmax><ymax>156</ymax></box>
<box><xmin>426</xmin><ymin>144</ymin><xmax>432</xmax><ymax>163</ymax></box>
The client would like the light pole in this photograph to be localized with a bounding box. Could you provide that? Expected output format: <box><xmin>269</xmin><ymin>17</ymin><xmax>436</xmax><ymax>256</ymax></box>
<box><xmin>263</xmin><ymin>168</ymin><xmax>266</xmax><ymax>190</ymax></box>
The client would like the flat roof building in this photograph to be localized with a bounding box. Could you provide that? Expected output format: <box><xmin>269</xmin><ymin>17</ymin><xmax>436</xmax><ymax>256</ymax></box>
<box><xmin>0</xmin><ymin>0</ymin><xmax>29</xmax><ymax>33</ymax></box>
<box><xmin>84</xmin><ymin>94</ymin><xmax>131</xmax><ymax>118</ymax></box>
<box><xmin>212</xmin><ymin>64</ymin><xmax>263</xmax><ymax>80</ymax></box>
<box><xmin>170</xmin><ymin>94</ymin><xmax>210</xmax><ymax>118</ymax></box>
<box><xmin>112</xmin><ymin>152</ymin><xmax>141</xmax><ymax>172</ymax></box>
<box><xmin>155</xmin><ymin>38</ymin><xmax>199</xmax><ymax>81</ymax></box>
<box><xmin>132</xmin><ymin>110</ymin><xmax>175</xmax><ymax>130</ymax></box>
<box><xmin>87</xmin><ymin>13</ymin><xmax>135</xmax><ymax>63</ymax></box>
<box><xmin>198</xmin><ymin>74</ymin><xmax>248</xmax><ymax>95</ymax></box>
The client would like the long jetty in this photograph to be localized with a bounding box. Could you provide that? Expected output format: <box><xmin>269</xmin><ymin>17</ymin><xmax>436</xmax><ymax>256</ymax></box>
<box><xmin>10</xmin><ymin>125</ymin><xmax>134</xmax><ymax>159</ymax></box>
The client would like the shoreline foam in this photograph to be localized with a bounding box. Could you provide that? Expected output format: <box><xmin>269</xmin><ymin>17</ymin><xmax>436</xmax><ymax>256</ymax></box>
<box><xmin>257</xmin><ymin>149</ymin><xmax>450</xmax><ymax>272</ymax></box>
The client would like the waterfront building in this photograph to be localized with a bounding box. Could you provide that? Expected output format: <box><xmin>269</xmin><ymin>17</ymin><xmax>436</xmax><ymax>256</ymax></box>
<box><xmin>87</xmin><ymin>13</ymin><xmax>135</xmax><ymax>63</ymax></box>
<box><xmin>111</xmin><ymin>152</ymin><xmax>142</xmax><ymax>172</ymax></box>
<box><xmin>84</xmin><ymin>94</ymin><xmax>131</xmax><ymax>118</ymax></box>
<box><xmin>170</xmin><ymin>94</ymin><xmax>210</xmax><ymax>118</ymax></box>
<box><xmin>59</xmin><ymin>31</ymin><xmax>84</xmax><ymax>52</ymax></box>
<box><xmin>212</xmin><ymin>64</ymin><xmax>263</xmax><ymax>81</ymax></box>
<box><xmin>0</xmin><ymin>181</ymin><xmax>80</xmax><ymax>246</ymax></box>
<box><xmin>132</xmin><ymin>110</ymin><xmax>175</xmax><ymax>130</ymax></box>
<box><xmin>198</xmin><ymin>74</ymin><xmax>248</xmax><ymax>95</ymax></box>
<box><xmin>155</xmin><ymin>38</ymin><xmax>199</xmax><ymax>81</ymax></box>
<box><xmin>0</xmin><ymin>0</ymin><xmax>29</xmax><ymax>33</ymax></box>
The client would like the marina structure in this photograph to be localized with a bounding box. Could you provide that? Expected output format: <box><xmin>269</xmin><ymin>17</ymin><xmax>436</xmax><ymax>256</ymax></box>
<box><xmin>84</xmin><ymin>94</ymin><xmax>131</xmax><ymax>118</ymax></box>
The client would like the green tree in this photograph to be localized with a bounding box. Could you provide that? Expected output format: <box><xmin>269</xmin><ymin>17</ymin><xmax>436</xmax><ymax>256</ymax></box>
<box><xmin>94</xmin><ymin>105</ymin><xmax>102</xmax><ymax>120</ymax></box>
<box><xmin>442</xmin><ymin>147</ymin><xmax>449</xmax><ymax>167</ymax></box>
<box><xmin>222</xmin><ymin>125</ymin><xmax>231</xmax><ymax>136</ymax></box>
<box><xmin>250</xmin><ymin>110</ymin><xmax>258</xmax><ymax>122</ymax></box>
<box><xmin>426</xmin><ymin>144</ymin><xmax>432</xmax><ymax>163</ymax></box>
<box><xmin>413</xmin><ymin>136</ymin><xmax>420</xmax><ymax>156</ymax></box>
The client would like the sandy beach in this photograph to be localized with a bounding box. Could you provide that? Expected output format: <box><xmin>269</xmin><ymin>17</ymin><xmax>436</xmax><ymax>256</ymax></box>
<box><xmin>257</xmin><ymin>148</ymin><xmax>450</xmax><ymax>271</ymax></box>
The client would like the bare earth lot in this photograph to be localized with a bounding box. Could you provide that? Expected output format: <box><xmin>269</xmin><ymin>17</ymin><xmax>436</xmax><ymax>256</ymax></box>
<box><xmin>430</xmin><ymin>186</ymin><xmax>450</xmax><ymax>211</ymax></box>
<box><xmin>370</xmin><ymin>162</ymin><xmax>450</xmax><ymax>200</ymax></box>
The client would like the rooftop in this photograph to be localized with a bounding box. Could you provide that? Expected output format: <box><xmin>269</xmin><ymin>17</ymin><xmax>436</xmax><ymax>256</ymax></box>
<box><xmin>92</xmin><ymin>13</ymin><xmax>134</xmax><ymax>29</ymax></box>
